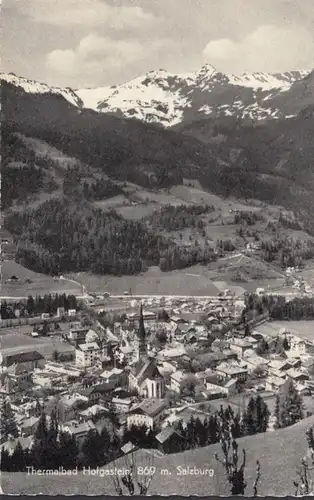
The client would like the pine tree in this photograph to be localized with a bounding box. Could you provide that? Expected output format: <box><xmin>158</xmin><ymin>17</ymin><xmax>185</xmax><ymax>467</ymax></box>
<box><xmin>59</xmin><ymin>431</ymin><xmax>78</xmax><ymax>469</ymax></box>
<box><xmin>46</xmin><ymin>409</ymin><xmax>60</xmax><ymax>468</ymax></box>
<box><xmin>32</xmin><ymin>412</ymin><xmax>49</xmax><ymax>468</ymax></box>
<box><xmin>242</xmin><ymin>397</ymin><xmax>257</xmax><ymax>435</ymax></box>
<box><xmin>11</xmin><ymin>441</ymin><xmax>26</xmax><ymax>471</ymax></box>
<box><xmin>0</xmin><ymin>399</ymin><xmax>18</xmax><ymax>442</ymax></box>
<box><xmin>274</xmin><ymin>394</ymin><xmax>281</xmax><ymax>429</ymax></box>
<box><xmin>242</xmin><ymin>396</ymin><xmax>270</xmax><ymax>435</ymax></box>
<box><xmin>255</xmin><ymin>395</ymin><xmax>270</xmax><ymax>433</ymax></box>
<box><xmin>82</xmin><ymin>430</ymin><xmax>104</xmax><ymax>467</ymax></box>
<box><xmin>279</xmin><ymin>379</ymin><xmax>304</xmax><ymax>428</ymax></box>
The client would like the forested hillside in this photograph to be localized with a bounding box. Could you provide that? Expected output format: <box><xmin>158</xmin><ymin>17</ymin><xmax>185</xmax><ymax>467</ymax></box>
<box><xmin>5</xmin><ymin>198</ymin><xmax>218</xmax><ymax>275</ymax></box>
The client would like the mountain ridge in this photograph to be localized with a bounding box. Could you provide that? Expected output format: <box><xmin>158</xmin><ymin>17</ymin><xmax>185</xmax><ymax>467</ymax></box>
<box><xmin>1</xmin><ymin>65</ymin><xmax>312</xmax><ymax>127</ymax></box>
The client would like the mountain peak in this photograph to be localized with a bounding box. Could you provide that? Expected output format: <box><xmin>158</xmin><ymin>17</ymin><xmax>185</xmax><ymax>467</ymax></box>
<box><xmin>197</xmin><ymin>63</ymin><xmax>217</xmax><ymax>77</ymax></box>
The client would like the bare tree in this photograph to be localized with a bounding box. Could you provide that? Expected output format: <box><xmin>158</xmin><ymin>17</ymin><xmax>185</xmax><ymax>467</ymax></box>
<box><xmin>111</xmin><ymin>450</ymin><xmax>155</xmax><ymax>496</ymax></box>
<box><xmin>215</xmin><ymin>423</ymin><xmax>261</xmax><ymax>495</ymax></box>
<box><xmin>294</xmin><ymin>427</ymin><xmax>314</xmax><ymax>495</ymax></box>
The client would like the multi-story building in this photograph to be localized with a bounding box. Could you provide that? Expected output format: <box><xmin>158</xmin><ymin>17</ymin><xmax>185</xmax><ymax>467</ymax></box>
<box><xmin>127</xmin><ymin>399</ymin><xmax>167</xmax><ymax>429</ymax></box>
<box><xmin>75</xmin><ymin>342</ymin><xmax>100</xmax><ymax>368</ymax></box>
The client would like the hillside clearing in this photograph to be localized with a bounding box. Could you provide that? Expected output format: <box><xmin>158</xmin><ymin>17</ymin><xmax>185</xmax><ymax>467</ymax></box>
<box><xmin>70</xmin><ymin>265</ymin><xmax>220</xmax><ymax>296</ymax></box>
<box><xmin>1</xmin><ymin>261</ymin><xmax>81</xmax><ymax>297</ymax></box>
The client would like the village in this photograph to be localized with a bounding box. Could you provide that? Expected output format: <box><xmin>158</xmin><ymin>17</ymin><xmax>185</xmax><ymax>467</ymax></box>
<box><xmin>1</xmin><ymin>287</ymin><xmax>314</xmax><ymax>466</ymax></box>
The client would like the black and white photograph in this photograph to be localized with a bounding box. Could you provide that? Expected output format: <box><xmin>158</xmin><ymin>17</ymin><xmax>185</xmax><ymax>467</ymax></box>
<box><xmin>1</xmin><ymin>0</ymin><xmax>314</xmax><ymax>495</ymax></box>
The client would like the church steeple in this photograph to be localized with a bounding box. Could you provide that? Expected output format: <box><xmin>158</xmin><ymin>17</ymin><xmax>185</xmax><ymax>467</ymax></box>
<box><xmin>136</xmin><ymin>303</ymin><xmax>148</xmax><ymax>361</ymax></box>
<box><xmin>138</xmin><ymin>303</ymin><xmax>146</xmax><ymax>341</ymax></box>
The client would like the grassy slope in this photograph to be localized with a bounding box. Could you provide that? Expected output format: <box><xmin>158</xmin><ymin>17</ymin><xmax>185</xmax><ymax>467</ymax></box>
<box><xmin>1</xmin><ymin>261</ymin><xmax>82</xmax><ymax>297</ymax></box>
<box><xmin>3</xmin><ymin>415</ymin><xmax>314</xmax><ymax>495</ymax></box>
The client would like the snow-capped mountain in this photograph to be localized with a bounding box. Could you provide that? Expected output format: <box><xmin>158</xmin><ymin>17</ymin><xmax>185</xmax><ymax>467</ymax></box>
<box><xmin>1</xmin><ymin>65</ymin><xmax>311</xmax><ymax>128</ymax></box>
<box><xmin>76</xmin><ymin>64</ymin><xmax>311</xmax><ymax>127</ymax></box>
<box><xmin>1</xmin><ymin>72</ymin><xmax>83</xmax><ymax>108</ymax></box>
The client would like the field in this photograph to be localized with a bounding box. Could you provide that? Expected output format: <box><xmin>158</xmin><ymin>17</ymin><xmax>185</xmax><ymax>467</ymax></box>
<box><xmin>70</xmin><ymin>265</ymin><xmax>221</xmax><ymax>296</ymax></box>
<box><xmin>1</xmin><ymin>261</ymin><xmax>82</xmax><ymax>297</ymax></box>
<box><xmin>255</xmin><ymin>320</ymin><xmax>314</xmax><ymax>342</ymax></box>
<box><xmin>3</xmin><ymin>415</ymin><xmax>314</xmax><ymax>495</ymax></box>
<box><xmin>0</xmin><ymin>328</ymin><xmax>74</xmax><ymax>358</ymax></box>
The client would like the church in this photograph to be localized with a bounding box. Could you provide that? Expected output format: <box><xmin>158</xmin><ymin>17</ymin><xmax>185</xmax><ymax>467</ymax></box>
<box><xmin>128</xmin><ymin>304</ymin><xmax>165</xmax><ymax>399</ymax></box>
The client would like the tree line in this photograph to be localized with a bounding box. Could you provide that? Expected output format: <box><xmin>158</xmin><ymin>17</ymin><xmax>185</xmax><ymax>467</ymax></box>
<box><xmin>63</xmin><ymin>166</ymin><xmax>124</xmax><ymax>201</ymax></box>
<box><xmin>146</xmin><ymin>204</ymin><xmax>215</xmax><ymax>232</ymax></box>
<box><xmin>0</xmin><ymin>294</ymin><xmax>78</xmax><ymax>319</ymax></box>
<box><xmin>260</xmin><ymin>236</ymin><xmax>314</xmax><ymax>268</ymax></box>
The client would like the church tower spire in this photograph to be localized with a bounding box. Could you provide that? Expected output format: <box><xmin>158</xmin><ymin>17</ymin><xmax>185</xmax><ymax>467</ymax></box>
<box><xmin>136</xmin><ymin>303</ymin><xmax>148</xmax><ymax>361</ymax></box>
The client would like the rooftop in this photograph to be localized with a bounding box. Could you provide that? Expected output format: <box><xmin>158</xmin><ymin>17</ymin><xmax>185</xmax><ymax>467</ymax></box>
<box><xmin>3</xmin><ymin>351</ymin><xmax>44</xmax><ymax>366</ymax></box>
<box><xmin>130</xmin><ymin>398</ymin><xmax>167</xmax><ymax>417</ymax></box>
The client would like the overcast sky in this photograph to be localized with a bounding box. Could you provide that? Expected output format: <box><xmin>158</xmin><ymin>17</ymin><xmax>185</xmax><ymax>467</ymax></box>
<box><xmin>2</xmin><ymin>0</ymin><xmax>314</xmax><ymax>88</ymax></box>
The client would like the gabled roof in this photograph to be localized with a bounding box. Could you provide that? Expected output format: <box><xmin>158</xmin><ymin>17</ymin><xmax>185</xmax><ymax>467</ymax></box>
<box><xmin>133</xmin><ymin>359</ymin><xmax>163</xmax><ymax>385</ymax></box>
<box><xmin>65</xmin><ymin>420</ymin><xmax>96</xmax><ymax>436</ymax></box>
<box><xmin>129</xmin><ymin>398</ymin><xmax>167</xmax><ymax>418</ymax></box>
<box><xmin>156</xmin><ymin>426</ymin><xmax>179</xmax><ymax>444</ymax></box>
<box><xmin>121</xmin><ymin>441</ymin><xmax>137</xmax><ymax>454</ymax></box>
<box><xmin>3</xmin><ymin>351</ymin><xmax>44</xmax><ymax>367</ymax></box>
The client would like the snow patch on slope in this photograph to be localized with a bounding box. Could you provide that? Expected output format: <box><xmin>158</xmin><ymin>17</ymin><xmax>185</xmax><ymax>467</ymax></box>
<box><xmin>1</xmin><ymin>73</ymin><xmax>82</xmax><ymax>108</ymax></box>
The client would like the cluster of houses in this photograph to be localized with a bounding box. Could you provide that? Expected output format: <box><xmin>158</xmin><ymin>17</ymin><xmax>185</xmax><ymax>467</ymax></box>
<box><xmin>1</xmin><ymin>294</ymin><xmax>314</xmax><ymax>458</ymax></box>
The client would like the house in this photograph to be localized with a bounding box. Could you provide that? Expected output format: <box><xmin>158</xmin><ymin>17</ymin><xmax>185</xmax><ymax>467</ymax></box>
<box><xmin>159</xmin><ymin>345</ymin><xmax>188</xmax><ymax>362</ymax></box>
<box><xmin>121</xmin><ymin>441</ymin><xmax>138</xmax><ymax>455</ymax></box>
<box><xmin>155</xmin><ymin>427</ymin><xmax>183</xmax><ymax>454</ymax></box>
<box><xmin>215</xmin><ymin>362</ymin><xmax>248</xmax><ymax>382</ymax></box>
<box><xmin>128</xmin><ymin>310</ymin><xmax>156</xmax><ymax>322</ymax></box>
<box><xmin>78</xmin><ymin>404</ymin><xmax>109</xmax><ymax>421</ymax></box>
<box><xmin>205</xmin><ymin>381</ymin><xmax>228</xmax><ymax>399</ymax></box>
<box><xmin>289</xmin><ymin>338</ymin><xmax>307</xmax><ymax>355</ymax></box>
<box><xmin>224</xmin><ymin>378</ymin><xmax>238</xmax><ymax>396</ymax></box>
<box><xmin>68</xmin><ymin>326</ymin><xmax>89</xmax><ymax>342</ymax></box>
<box><xmin>286</xmin><ymin>368</ymin><xmax>309</xmax><ymax>382</ymax></box>
<box><xmin>127</xmin><ymin>399</ymin><xmax>167</xmax><ymax>430</ymax></box>
<box><xmin>302</xmin><ymin>358</ymin><xmax>314</xmax><ymax>373</ymax></box>
<box><xmin>62</xmin><ymin>420</ymin><xmax>96</xmax><ymax>447</ymax></box>
<box><xmin>112</xmin><ymin>397</ymin><xmax>133</xmax><ymax>413</ymax></box>
<box><xmin>244</xmin><ymin>356</ymin><xmax>269</xmax><ymax>374</ymax></box>
<box><xmin>170</xmin><ymin>371</ymin><xmax>188</xmax><ymax>393</ymax></box>
<box><xmin>56</xmin><ymin>307</ymin><xmax>65</xmax><ymax>318</ymax></box>
<box><xmin>0</xmin><ymin>436</ymin><xmax>33</xmax><ymax>456</ymax></box>
<box><xmin>265</xmin><ymin>376</ymin><xmax>286</xmax><ymax>392</ymax></box>
<box><xmin>80</xmin><ymin>382</ymin><xmax>116</xmax><ymax>404</ymax></box>
<box><xmin>229</xmin><ymin>339</ymin><xmax>254</xmax><ymax>358</ymax></box>
<box><xmin>85</xmin><ymin>329</ymin><xmax>100</xmax><ymax>343</ymax></box>
<box><xmin>100</xmin><ymin>367</ymin><xmax>126</xmax><ymax>387</ymax></box>
<box><xmin>2</xmin><ymin>351</ymin><xmax>45</xmax><ymax>372</ymax></box>
<box><xmin>7</xmin><ymin>275</ymin><xmax>20</xmax><ymax>283</ymax></box>
<box><xmin>68</xmin><ymin>309</ymin><xmax>77</xmax><ymax>317</ymax></box>
<box><xmin>75</xmin><ymin>342</ymin><xmax>101</xmax><ymax>368</ymax></box>
<box><xmin>20</xmin><ymin>416</ymin><xmax>40</xmax><ymax>437</ymax></box>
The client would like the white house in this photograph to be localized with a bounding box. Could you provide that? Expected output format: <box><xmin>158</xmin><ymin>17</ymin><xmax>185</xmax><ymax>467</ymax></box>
<box><xmin>127</xmin><ymin>399</ymin><xmax>167</xmax><ymax>429</ymax></box>
<box><xmin>170</xmin><ymin>370</ymin><xmax>188</xmax><ymax>393</ymax></box>
<box><xmin>229</xmin><ymin>339</ymin><xmax>254</xmax><ymax>358</ymax></box>
<box><xmin>75</xmin><ymin>342</ymin><xmax>101</xmax><ymax>368</ymax></box>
